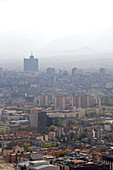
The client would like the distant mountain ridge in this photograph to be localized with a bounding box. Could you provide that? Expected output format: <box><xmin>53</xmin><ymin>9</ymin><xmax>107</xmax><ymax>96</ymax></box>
<box><xmin>39</xmin><ymin>46</ymin><xmax>98</xmax><ymax>57</ymax></box>
<box><xmin>0</xmin><ymin>30</ymin><xmax>46</xmax><ymax>60</ymax></box>
<box><xmin>38</xmin><ymin>29</ymin><xmax>113</xmax><ymax>57</ymax></box>
<box><xmin>0</xmin><ymin>29</ymin><xmax>113</xmax><ymax>60</ymax></box>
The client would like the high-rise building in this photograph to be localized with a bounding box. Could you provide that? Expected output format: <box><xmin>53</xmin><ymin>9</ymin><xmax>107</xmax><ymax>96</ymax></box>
<box><xmin>72</xmin><ymin>67</ymin><xmax>77</xmax><ymax>76</ymax></box>
<box><xmin>54</xmin><ymin>95</ymin><xmax>67</xmax><ymax>110</ymax></box>
<box><xmin>30</xmin><ymin>109</ymin><xmax>47</xmax><ymax>129</ymax></box>
<box><xmin>69</xmin><ymin>94</ymin><xmax>97</xmax><ymax>108</ymax></box>
<box><xmin>100</xmin><ymin>68</ymin><xmax>105</xmax><ymax>74</ymax></box>
<box><xmin>24</xmin><ymin>54</ymin><xmax>38</xmax><ymax>72</ymax></box>
<box><xmin>39</xmin><ymin>95</ymin><xmax>48</xmax><ymax>107</ymax></box>
<box><xmin>76</xmin><ymin>95</ymin><xmax>81</xmax><ymax>107</ymax></box>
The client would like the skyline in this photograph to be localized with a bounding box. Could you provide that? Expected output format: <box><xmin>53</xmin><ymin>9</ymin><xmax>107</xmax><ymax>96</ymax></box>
<box><xmin>0</xmin><ymin>0</ymin><xmax>113</xmax><ymax>69</ymax></box>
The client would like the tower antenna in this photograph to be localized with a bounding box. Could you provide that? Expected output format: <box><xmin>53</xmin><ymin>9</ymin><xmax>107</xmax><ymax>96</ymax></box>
<box><xmin>31</xmin><ymin>51</ymin><xmax>33</xmax><ymax>56</ymax></box>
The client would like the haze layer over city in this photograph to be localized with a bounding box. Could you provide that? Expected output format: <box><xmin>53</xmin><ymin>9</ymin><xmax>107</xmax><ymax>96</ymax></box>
<box><xmin>0</xmin><ymin>0</ymin><xmax>113</xmax><ymax>170</ymax></box>
<box><xmin>0</xmin><ymin>0</ymin><xmax>113</xmax><ymax>70</ymax></box>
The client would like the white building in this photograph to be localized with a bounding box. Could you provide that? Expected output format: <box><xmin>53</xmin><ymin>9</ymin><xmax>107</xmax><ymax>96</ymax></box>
<box><xmin>18</xmin><ymin>160</ymin><xmax>60</xmax><ymax>170</ymax></box>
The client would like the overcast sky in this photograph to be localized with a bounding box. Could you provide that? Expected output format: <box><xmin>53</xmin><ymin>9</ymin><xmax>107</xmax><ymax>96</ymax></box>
<box><xmin>0</xmin><ymin>0</ymin><xmax>113</xmax><ymax>41</ymax></box>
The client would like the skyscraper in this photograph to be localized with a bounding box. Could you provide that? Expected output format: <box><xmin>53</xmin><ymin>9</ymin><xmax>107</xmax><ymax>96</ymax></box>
<box><xmin>24</xmin><ymin>54</ymin><xmax>38</xmax><ymax>72</ymax></box>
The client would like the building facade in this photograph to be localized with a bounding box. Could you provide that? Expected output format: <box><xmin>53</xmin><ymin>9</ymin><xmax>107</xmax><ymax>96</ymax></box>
<box><xmin>24</xmin><ymin>54</ymin><xmax>38</xmax><ymax>72</ymax></box>
<box><xmin>30</xmin><ymin>109</ymin><xmax>47</xmax><ymax>129</ymax></box>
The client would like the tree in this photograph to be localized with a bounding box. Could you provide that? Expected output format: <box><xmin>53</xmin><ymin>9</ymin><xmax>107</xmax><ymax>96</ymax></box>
<box><xmin>105</xmin><ymin>122</ymin><xmax>111</xmax><ymax>125</ymax></box>
<box><xmin>74</xmin><ymin>120</ymin><xmax>78</xmax><ymax>126</ymax></box>
<box><xmin>56</xmin><ymin>143</ymin><xmax>60</xmax><ymax>147</ymax></box>
<box><xmin>23</xmin><ymin>143</ymin><xmax>31</xmax><ymax>151</ymax></box>
<box><xmin>6</xmin><ymin>128</ymin><xmax>11</xmax><ymax>134</ymax></box>
<box><xmin>84</xmin><ymin>128</ymin><xmax>88</xmax><ymax>133</ymax></box>
<box><xmin>59</xmin><ymin>150</ymin><xmax>68</xmax><ymax>157</ymax></box>
<box><xmin>50</xmin><ymin>125</ymin><xmax>57</xmax><ymax>132</ymax></box>
<box><xmin>60</xmin><ymin>124</ymin><xmax>66</xmax><ymax>128</ymax></box>
<box><xmin>68</xmin><ymin>120</ymin><xmax>78</xmax><ymax>127</ymax></box>
<box><xmin>7</xmin><ymin>143</ymin><xmax>13</xmax><ymax>149</ymax></box>
<box><xmin>79</xmin><ymin>132</ymin><xmax>87</xmax><ymax>140</ymax></box>
<box><xmin>101</xmin><ymin>148</ymin><xmax>107</xmax><ymax>152</ymax></box>
<box><xmin>43</xmin><ymin>142</ymin><xmax>52</xmax><ymax>148</ymax></box>
<box><xmin>63</xmin><ymin>137</ymin><xmax>66</xmax><ymax>143</ymax></box>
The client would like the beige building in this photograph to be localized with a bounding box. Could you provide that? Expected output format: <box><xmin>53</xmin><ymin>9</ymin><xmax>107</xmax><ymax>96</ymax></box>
<box><xmin>39</xmin><ymin>95</ymin><xmax>48</xmax><ymax>107</ymax></box>
<box><xmin>36</xmin><ymin>135</ymin><xmax>48</xmax><ymax>142</ymax></box>
<box><xmin>49</xmin><ymin>132</ymin><xmax>56</xmax><ymax>141</ymax></box>
<box><xmin>54</xmin><ymin>95</ymin><xmax>67</xmax><ymax>110</ymax></box>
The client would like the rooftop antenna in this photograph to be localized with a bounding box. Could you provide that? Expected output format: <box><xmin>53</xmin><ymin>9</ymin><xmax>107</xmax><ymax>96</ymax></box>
<box><xmin>31</xmin><ymin>51</ymin><xmax>33</xmax><ymax>56</ymax></box>
<box><xmin>30</xmin><ymin>51</ymin><xmax>34</xmax><ymax>59</ymax></box>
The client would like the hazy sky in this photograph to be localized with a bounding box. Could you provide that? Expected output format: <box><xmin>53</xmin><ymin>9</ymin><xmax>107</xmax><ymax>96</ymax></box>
<box><xmin>0</xmin><ymin>0</ymin><xmax>113</xmax><ymax>41</ymax></box>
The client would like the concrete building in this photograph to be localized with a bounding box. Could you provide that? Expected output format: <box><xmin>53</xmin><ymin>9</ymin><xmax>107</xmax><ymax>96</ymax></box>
<box><xmin>102</xmin><ymin>156</ymin><xmax>113</xmax><ymax>170</ymax></box>
<box><xmin>54</xmin><ymin>95</ymin><xmax>67</xmax><ymax>110</ymax></box>
<box><xmin>30</xmin><ymin>109</ymin><xmax>47</xmax><ymax>129</ymax></box>
<box><xmin>18</xmin><ymin>160</ymin><xmax>60</xmax><ymax>170</ymax></box>
<box><xmin>70</xmin><ymin>95</ymin><xmax>97</xmax><ymax>108</ymax></box>
<box><xmin>39</xmin><ymin>95</ymin><xmax>48</xmax><ymax>107</ymax></box>
<box><xmin>24</xmin><ymin>54</ymin><xmax>38</xmax><ymax>72</ymax></box>
<box><xmin>49</xmin><ymin>132</ymin><xmax>56</xmax><ymax>141</ymax></box>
